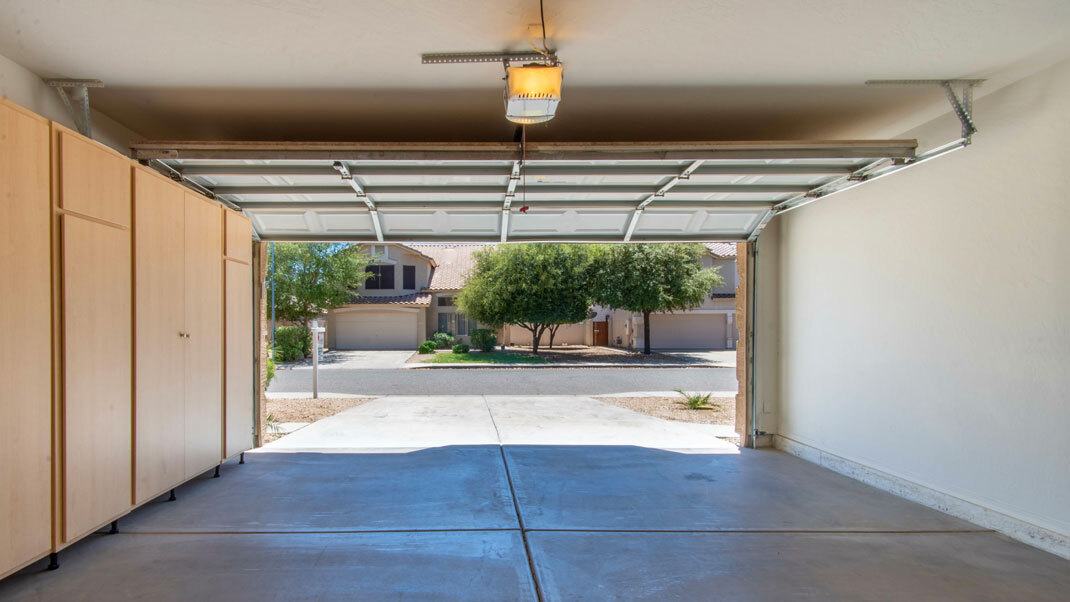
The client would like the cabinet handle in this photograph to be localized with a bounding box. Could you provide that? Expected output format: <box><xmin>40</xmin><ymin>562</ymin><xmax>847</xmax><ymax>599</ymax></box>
<box><xmin>178</xmin><ymin>331</ymin><xmax>186</xmax><ymax>338</ymax></box>
<box><xmin>186</xmin><ymin>333</ymin><xmax>191</xmax><ymax>339</ymax></box>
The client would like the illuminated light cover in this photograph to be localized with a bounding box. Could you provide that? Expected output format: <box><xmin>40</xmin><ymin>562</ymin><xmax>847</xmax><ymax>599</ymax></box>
<box><xmin>505</xmin><ymin>64</ymin><xmax>563</xmax><ymax>124</ymax></box>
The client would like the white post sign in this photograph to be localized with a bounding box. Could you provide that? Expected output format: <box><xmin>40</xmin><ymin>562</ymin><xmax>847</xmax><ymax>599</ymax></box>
<box><xmin>310</xmin><ymin>319</ymin><xmax>326</xmax><ymax>399</ymax></box>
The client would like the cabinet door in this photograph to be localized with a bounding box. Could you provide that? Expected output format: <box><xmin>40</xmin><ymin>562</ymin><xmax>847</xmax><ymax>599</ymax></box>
<box><xmin>62</xmin><ymin>215</ymin><xmax>132</xmax><ymax>542</ymax></box>
<box><xmin>134</xmin><ymin>169</ymin><xmax>187</xmax><ymax>503</ymax></box>
<box><xmin>57</xmin><ymin>131</ymin><xmax>131</xmax><ymax>226</ymax></box>
<box><xmin>0</xmin><ymin>101</ymin><xmax>52</xmax><ymax>578</ymax></box>
<box><xmin>225</xmin><ymin>260</ymin><xmax>254</xmax><ymax>457</ymax></box>
<box><xmin>184</xmin><ymin>194</ymin><xmax>223</xmax><ymax>478</ymax></box>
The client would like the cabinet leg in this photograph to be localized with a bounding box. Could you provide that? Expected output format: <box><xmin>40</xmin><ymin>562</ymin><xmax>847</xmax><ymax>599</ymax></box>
<box><xmin>47</xmin><ymin>553</ymin><xmax>59</xmax><ymax>571</ymax></box>
<box><xmin>109</xmin><ymin>520</ymin><xmax>119</xmax><ymax>534</ymax></box>
<box><xmin>239</xmin><ymin>452</ymin><xmax>245</xmax><ymax>465</ymax></box>
<box><xmin>213</xmin><ymin>465</ymin><xmax>220</xmax><ymax>478</ymax></box>
<box><xmin>168</xmin><ymin>488</ymin><xmax>176</xmax><ymax>502</ymax></box>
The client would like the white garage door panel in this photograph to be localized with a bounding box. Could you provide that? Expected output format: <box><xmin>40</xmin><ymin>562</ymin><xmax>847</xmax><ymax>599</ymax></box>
<box><xmin>649</xmin><ymin>314</ymin><xmax>727</xmax><ymax>350</ymax></box>
<box><xmin>336</xmin><ymin>311</ymin><xmax>417</xmax><ymax>350</ymax></box>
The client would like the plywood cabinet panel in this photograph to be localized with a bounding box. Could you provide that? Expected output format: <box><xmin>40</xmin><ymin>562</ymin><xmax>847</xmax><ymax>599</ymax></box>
<box><xmin>57</xmin><ymin>131</ymin><xmax>131</xmax><ymax>227</ymax></box>
<box><xmin>61</xmin><ymin>215</ymin><xmax>132</xmax><ymax>542</ymax></box>
<box><xmin>0</xmin><ymin>100</ymin><xmax>53</xmax><ymax>578</ymax></box>
<box><xmin>225</xmin><ymin>260</ymin><xmax>254</xmax><ymax>457</ymax></box>
<box><xmin>134</xmin><ymin>169</ymin><xmax>187</xmax><ymax>503</ymax></box>
<box><xmin>184</xmin><ymin>195</ymin><xmax>223</xmax><ymax>478</ymax></box>
<box><xmin>225</xmin><ymin>211</ymin><xmax>252</xmax><ymax>264</ymax></box>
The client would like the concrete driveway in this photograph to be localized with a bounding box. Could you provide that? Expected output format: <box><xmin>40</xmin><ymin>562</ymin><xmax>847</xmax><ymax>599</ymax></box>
<box><xmin>4</xmin><ymin>396</ymin><xmax>1066</xmax><ymax>600</ymax></box>
<box><xmin>278</xmin><ymin>349</ymin><xmax>414</xmax><ymax>370</ymax></box>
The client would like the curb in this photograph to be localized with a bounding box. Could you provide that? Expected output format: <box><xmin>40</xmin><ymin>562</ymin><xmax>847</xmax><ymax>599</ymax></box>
<box><xmin>405</xmin><ymin>363</ymin><xmax>734</xmax><ymax>370</ymax></box>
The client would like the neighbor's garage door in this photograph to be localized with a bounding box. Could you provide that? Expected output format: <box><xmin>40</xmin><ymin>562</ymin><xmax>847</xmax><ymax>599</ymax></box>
<box><xmin>649</xmin><ymin>313</ymin><xmax>727</xmax><ymax>350</ymax></box>
<box><xmin>335</xmin><ymin>311</ymin><xmax>418</xmax><ymax>350</ymax></box>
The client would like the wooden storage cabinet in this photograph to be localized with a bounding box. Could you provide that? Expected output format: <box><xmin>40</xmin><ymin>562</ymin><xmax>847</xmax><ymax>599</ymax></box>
<box><xmin>134</xmin><ymin>169</ymin><xmax>224</xmax><ymax>502</ymax></box>
<box><xmin>182</xmin><ymin>194</ymin><xmax>223</xmax><ymax>478</ymax></box>
<box><xmin>224</xmin><ymin>212</ymin><xmax>255</xmax><ymax>457</ymax></box>
<box><xmin>133</xmin><ymin>169</ymin><xmax>187</xmax><ymax>503</ymax></box>
<box><xmin>60</xmin><ymin>216</ymin><xmax>133</xmax><ymax>542</ymax></box>
<box><xmin>0</xmin><ymin>100</ymin><xmax>53</xmax><ymax>579</ymax></box>
<box><xmin>0</xmin><ymin>100</ymin><xmax>257</xmax><ymax>575</ymax></box>
<box><xmin>52</xmin><ymin>124</ymin><xmax>134</xmax><ymax>546</ymax></box>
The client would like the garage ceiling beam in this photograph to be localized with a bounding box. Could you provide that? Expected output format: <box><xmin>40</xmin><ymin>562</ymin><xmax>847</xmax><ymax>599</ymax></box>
<box><xmin>173</xmin><ymin>163</ymin><xmax>861</xmax><ymax>178</ymax></box>
<box><xmin>210</xmin><ymin>183</ymin><xmax>813</xmax><ymax>196</ymax></box>
<box><xmin>133</xmin><ymin>140</ymin><xmax>918</xmax><ymax>161</ymax></box>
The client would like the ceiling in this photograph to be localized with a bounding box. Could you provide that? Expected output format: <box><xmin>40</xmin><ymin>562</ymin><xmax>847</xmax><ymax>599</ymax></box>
<box><xmin>1</xmin><ymin>0</ymin><xmax>1068</xmax><ymax>141</ymax></box>
<box><xmin>138</xmin><ymin>140</ymin><xmax>918</xmax><ymax>243</ymax></box>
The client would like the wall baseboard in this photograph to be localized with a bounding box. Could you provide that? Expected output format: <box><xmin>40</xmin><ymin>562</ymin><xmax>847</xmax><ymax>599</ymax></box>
<box><xmin>774</xmin><ymin>435</ymin><xmax>1069</xmax><ymax>560</ymax></box>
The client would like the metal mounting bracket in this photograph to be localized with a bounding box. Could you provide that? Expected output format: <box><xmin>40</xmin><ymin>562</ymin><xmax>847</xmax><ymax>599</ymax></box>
<box><xmin>421</xmin><ymin>51</ymin><xmax>557</xmax><ymax>65</ymax></box>
<box><xmin>866</xmin><ymin>79</ymin><xmax>984</xmax><ymax>142</ymax></box>
<box><xmin>333</xmin><ymin>161</ymin><xmax>384</xmax><ymax>241</ymax></box>
<box><xmin>45</xmin><ymin>78</ymin><xmax>104</xmax><ymax>138</ymax></box>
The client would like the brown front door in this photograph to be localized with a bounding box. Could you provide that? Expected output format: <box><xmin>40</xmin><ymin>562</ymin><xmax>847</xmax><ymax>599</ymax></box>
<box><xmin>592</xmin><ymin>320</ymin><xmax>609</xmax><ymax>346</ymax></box>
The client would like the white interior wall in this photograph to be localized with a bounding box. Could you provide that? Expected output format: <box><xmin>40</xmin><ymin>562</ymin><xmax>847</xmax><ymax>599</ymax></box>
<box><xmin>769</xmin><ymin>59</ymin><xmax>1070</xmax><ymax>556</ymax></box>
<box><xmin>0</xmin><ymin>51</ymin><xmax>141</xmax><ymax>154</ymax></box>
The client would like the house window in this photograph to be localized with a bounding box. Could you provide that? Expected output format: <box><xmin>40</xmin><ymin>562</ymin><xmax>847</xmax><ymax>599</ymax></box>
<box><xmin>437</xmin><ymin>312</ymin><xmax>472</xmax><ymax>336</ymax></box>
<box><xmin>437</xmin><ymin>296</ymin><xmax>455</xmax><ymax>307</ymax></box>
<box><xmin>403</xmin><ymin>265</ymin><xmax>416</xmax><ymax>290</ymax></box>
<box><xmin>365</xmin><ymin>265</ymin><xmax>394</xmax><ymax>290</ymax></box>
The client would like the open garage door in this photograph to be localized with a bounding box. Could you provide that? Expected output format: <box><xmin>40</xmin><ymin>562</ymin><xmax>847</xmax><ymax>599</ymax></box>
<box><xmin>132</xmin><ymin>139</ymin><xmax>919</xmax><ymax>244</ymax></box>
<box><xmin>334</xmin><ymin>310</ymin><xmax>419</xmax><ymax>350</ymax></box>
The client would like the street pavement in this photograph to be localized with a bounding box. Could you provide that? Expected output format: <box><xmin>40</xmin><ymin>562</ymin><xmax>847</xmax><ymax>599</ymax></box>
<box><xmin>269</xmin><ymin>366</ymin><xmax>738</xmax><ymax>396</ymax></box>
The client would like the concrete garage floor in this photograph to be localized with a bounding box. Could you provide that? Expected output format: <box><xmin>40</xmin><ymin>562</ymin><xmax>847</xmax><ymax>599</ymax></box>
<box><xmin>2</xmin><ymin>397</ymin><xmax>1067</xmax><ymax>601</ymax></box>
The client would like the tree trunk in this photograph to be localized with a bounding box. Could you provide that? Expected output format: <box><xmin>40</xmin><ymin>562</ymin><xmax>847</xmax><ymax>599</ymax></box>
<box><xmin>531</xmin><ymin>327</ymin><xmax>541</xmax><ymax>354</ymax></box>
<box><xmin>642</xmin><ymin>309</ymin><xmax>651</xmax><ymax>355</ymax></box>
<box><xmin>548</xmin><ymin>324</ymin><xmax>560</xmax><ymax>349</ymax></box>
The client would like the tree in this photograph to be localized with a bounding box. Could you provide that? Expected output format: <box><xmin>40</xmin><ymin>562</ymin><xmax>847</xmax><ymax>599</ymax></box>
<box><xmin>269</xmin><ymin>243</ymin><xmax>372</xmax><ymax>329</ymax></box>
<box><xmin>458</xmin><ymin>244</ymin><xmax>592</xmax><ymax>354</ymax></box>
<box><xmin>588</xmin><ymin>243</ymin><xmax>724</xmax><ymax>354</ymax></box>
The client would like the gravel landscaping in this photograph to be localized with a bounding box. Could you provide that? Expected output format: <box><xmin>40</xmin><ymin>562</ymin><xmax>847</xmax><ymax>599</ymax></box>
<box><xmin>263</xmin><ymin>396</ymin><xmax>377</xmax><ymax>443</ymax></box>
<box><xmin>594</xmin><ymin>395</ymin><xmax>736</xmax><ymax>426</ymax></box>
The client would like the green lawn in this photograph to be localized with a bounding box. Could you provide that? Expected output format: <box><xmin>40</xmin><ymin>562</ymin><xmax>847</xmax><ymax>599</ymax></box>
<box><xmin>421</xmin><ymin>351</ymin><xmax>550</xmax><ymax>364</ymax></box>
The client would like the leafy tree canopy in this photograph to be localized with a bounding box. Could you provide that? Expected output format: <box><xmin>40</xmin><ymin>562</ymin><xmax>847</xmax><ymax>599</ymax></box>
<box><xmin>458</xmin><ymin>244</ymin><xmax>593</xmax><ymax>353</ymax></box>
<box><xmin>269</xmin><ymin>243</ymin><xmax>372</xmax><ymax>327</ymax></box>
<box><xmin>588</xmin><ymin>243</ymin><xmax>724</xmax><ymax>354</ymax></box>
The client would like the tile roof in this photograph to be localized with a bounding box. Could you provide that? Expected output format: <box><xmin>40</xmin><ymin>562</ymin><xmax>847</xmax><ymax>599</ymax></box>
<box><xmin>347</xmin><ymin>292</ymin><xmax>432</xmax><ymax>306</ymax></box>
<box><xmin>705</xmin><ymin>242</ymin><xmax>738</xmax><ymax>258</ymax></box>
<box><xmin>403</xmin><ymin>244</ymin><xmax>494</xmax><ymax>291</ymax></box>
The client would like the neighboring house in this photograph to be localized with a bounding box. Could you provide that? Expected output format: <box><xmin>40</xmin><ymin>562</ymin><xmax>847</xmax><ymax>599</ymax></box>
<box><xmin>498</xmin><ymin>242</ymin><xmax>739</xmax><ymax>350</ymax></box>
<box><xmin>601</xmin><ymin>243</ymin><xmax>739</xmax><ymax>351</ymax></box>
<box><xmin>325</xmin><ymin>244</ymin><xmax>490</xmax><ymax>350</ymax></box>
<box><xmin>326</xmin><ymin>243</ymin><xmax>738</xmax><ymax>351</ymax></box>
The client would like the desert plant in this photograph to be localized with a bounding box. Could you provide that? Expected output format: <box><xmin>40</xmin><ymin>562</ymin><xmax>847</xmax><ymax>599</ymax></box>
<box><xmin>452</xmin><ymin>344</ymin><xmax>470</xmax><ymax>354</ymax></box>
<box><xmin>274</xmin><ymin>325</ymin><xmax>311</xmax><ymax>362</ymax></box>
<box><xmin>676</xmin><ymin>390</ymin><xmax>715</xmax><ymax>410</ymax></box>
<box><xmin>470</xmin><ymin>328</ymin><xmax>497</xmax><ymax>352</ymax></box>
<box><xmin>432</xmin><ymin>331</ymin><xmax>455</xmax><ymax>349</ymax></box>
<box><xmin>418</xmin><ymin>340</ymin><xmax>437</xmax><ymax>354</ymax></box>
<box><xmin>265</xmin><ymin>413</ymin><xmax>282</xmax><ymax>434</ymax></box>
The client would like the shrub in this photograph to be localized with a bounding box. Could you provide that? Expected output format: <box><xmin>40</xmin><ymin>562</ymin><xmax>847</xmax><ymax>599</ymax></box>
<box><xmin>265</xmin><ymin>354</ymin><xmax>276</xmax><ymax>387</ymax></box>
<box><xmin>432</xmin><ymin>331</ymin><xmax>455</xmax><ymax>349</ymax></box>
<box><xmin>452</xmin><ymin>344</ymin><xmax>470</xmax><ymax>354</ymax></box>
<box><xmin>470</xmin><ymin>328</ymin><xmax>497</xmax><ymax>352</ymax></box>
<box><xmin>676</xmin><ymin>390</ymin><xmax>716</xmax><ymax>410</ymax></box>
<box><xmin>274</xmin><ymin>326</ymin><xmax>311</xmax><ymax>362</ymax></box>
<box><xmin>418</xmin><ymin>340</ymin><xmax>437</xmax><ymax>354</ymax></box>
